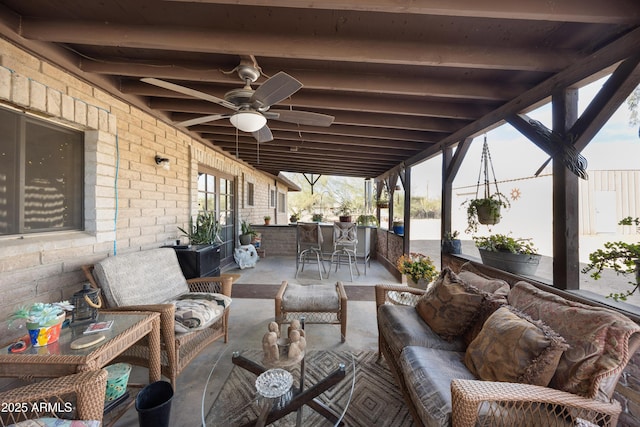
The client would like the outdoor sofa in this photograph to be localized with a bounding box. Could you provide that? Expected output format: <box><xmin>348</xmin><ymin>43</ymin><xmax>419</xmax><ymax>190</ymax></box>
<box><xmin>83</xmin><ymin>247</ymin><xmax>234</xmax><ymax>386</ymax></box>
<box><xmin>376</xmin><ymin>263</ymin><xmax>640</xmax><ymax>426</ymax></box>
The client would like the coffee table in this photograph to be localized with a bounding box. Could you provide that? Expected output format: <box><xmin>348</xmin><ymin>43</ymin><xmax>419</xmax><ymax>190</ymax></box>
<box><xmin>207</xmin><ymin>345</ymin><xmax>354</xmax><ymax>426</ymax></box>
<box><xmin>0</xmin><ymin>311</ymin><xmax>161</xmax><ymax>426</ymax></box>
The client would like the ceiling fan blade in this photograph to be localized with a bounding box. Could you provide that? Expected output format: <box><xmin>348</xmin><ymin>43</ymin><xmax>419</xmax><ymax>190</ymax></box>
<box><xmin>250</xmin><ymin>72</ymin><xmax>303</xmax><ymax>108</ymax></box>
<box><xmin>177</xmin><ymin>114</ymin><xmax>228</xmax><ymax>127</ymax></box>
<box><xmin>141</xmin><ymin>77</ymin><xmax>238</xmax><ymax>111</ymax></box>
<box><xmin>252</xmin><ymin>125</ymin><xmax>273</xmax><ymax>143</ymax></box>
<box><xmin>272</xmin><ymin>110</ymin><xmax>335</xmax><ymax>127</ymax></box>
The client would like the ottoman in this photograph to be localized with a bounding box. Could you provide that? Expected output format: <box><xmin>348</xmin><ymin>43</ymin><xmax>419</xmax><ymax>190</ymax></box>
<box><xmin>275</xmin><ymin>281</ymin><xmax>348</xmax><ymax>342</ymax></box>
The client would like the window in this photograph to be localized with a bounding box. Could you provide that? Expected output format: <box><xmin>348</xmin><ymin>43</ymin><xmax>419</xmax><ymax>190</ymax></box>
<box><xmin>247</xmin><ymin>182</ymin><xmax>255</xmax><ymax>206</ymax></box>
<box><xmin>0</xmin><ymin>107</ymin><xmax>83</xmax><ymax>235</ymax></box>
<box><xmin>270</xmin><ymin>189</ymin><xmax>276</xmax><ymax>208</ymax></box>
<box><xmin>278</xmin><ymin>192</ymin><xmax>286</xmax><ymax>213</ymax></box>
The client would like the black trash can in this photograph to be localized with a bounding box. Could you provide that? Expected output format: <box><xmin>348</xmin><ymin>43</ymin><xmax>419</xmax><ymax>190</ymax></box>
<box><xmin>135</xmin><ymin>380</ymin><xmax>174</xmax><ymax>427</ymax></box>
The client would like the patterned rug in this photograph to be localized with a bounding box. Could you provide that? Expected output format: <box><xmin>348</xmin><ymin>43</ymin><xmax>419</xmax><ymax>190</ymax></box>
<box><xmin>205</xmin><ymin>350</ymin><xmax>414</xmax><ymax>426</ymax></box>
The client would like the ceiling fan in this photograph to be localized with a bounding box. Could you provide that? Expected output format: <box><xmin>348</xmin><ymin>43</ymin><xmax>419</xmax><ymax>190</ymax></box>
<box><xmin>141</xmin><ymin>56</ymin><xmax>334</xmax><ymax>143</ymax></box>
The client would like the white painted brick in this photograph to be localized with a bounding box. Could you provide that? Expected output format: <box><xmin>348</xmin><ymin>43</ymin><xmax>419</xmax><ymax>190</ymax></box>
<box><xmin>11</xmin><ymin>73</ymin><xmax>29</xmax><ymax>106</ymax></box>
<box><xmin>87</xmin><ymin>105</ymin><xmax>99</xmax><ymax>129</ymax></box>
<box><xmin>74</xmin><ymin>99</ymin><xmax>87</xmax><ymax>125</ymax></box>
<box><xmin>29</xmin><ymin>79</ymin><xmax>46</xmax><ymax>112</ymax></box>
<box><xmin>46</xmin><ymin>87</ymin><xmax>61</xmax><ymax>116</ymax></box>
<box><xmin>0</xmin><ymin>67</ymin><xmax>11</xmax><ymax>100</ymax></box>
<box><xmin>61</xmin><ymin>93</ymin><xmax>75</xmax><ymax>121</ymax></box>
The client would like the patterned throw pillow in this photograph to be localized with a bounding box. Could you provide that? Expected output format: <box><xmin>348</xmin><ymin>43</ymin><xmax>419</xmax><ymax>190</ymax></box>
<box><xmin>415</xmin><ymin>267</ymin><xmax>487</xmax><ymax>341</ymax></box>
<box><xmin>464</xmin><ymin>306</ymin><xmax>569</xmax><ymax>386</ymax></box>
<box><xmin>508</xmin><ymin>281</ymin><xmax>640</xmax><ymax>400</ymax></box>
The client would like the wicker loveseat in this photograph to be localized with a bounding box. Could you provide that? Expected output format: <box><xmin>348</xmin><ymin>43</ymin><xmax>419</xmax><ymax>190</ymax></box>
<box><xmin>82</xmin><ymin>247</ymin><xmax>234</xmax><ymax>386</ymax></box>
<box><xmin>376</xmin><ymin>264</ymin><xmax>640</xmax><ymax>427</ymax></box>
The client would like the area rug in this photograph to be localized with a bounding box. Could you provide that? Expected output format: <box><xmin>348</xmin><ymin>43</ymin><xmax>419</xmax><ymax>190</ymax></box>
<box><xmin>232</xmin><ymin>284</ymin><xmax>375</xmax><ymax>301</ymax></box>
<box><xmin>205</xmin><ymin>350</ymin><xmax>414</xmax><ymax>426</ymax></box>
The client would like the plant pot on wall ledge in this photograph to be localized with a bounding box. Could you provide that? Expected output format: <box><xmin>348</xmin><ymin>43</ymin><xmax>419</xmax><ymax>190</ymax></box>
<box><xmin>478</xmin><ymin>249</ymin><xmax>541</xmax><ymax>276</ymax></box>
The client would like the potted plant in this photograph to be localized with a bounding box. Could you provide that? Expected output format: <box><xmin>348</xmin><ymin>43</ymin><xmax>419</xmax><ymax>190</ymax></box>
<box><xmin>264</xmin><ymin>215</ymin><xmax>271</xmax><ymax>225</ymax></box>
<box><xmin>335</xmin><ymin>200</ymin><xmax>353</xmax><ymax>222</ymax></box>
<box><xmin>396</xmin><ymin>252</ymin><xmax>439</xmax><ymax>289</ymax></box>
<box><xmin>442</xmin><ymin>230</ymin><xmax>462</xmax><ymax>254</ymax></box>
<box><xmin>240</xmin><ymin>220</ymin><xmax>256</xmax><ymax>245</ymax></box>
<box><xmin>356</xmin><ymin>214</ymin><xmax>378</xmax><ymax>227</ymax></box>
<box><xmin>289</xmin><ymin>211</ymin><xmax>301</xmax><ymax>223</ymax></box>
<box><xmin>581</xmin><ymin>216</ymin><xmax>640</xmax><ymax>301</ymax></box>
<box><xmin>392</xmin><ymin>220</ymin><xmax>404</xmax><ymax>235</ymax></box>
<box><xmin>312</xmin><ymin>213</ymin><xmax>323</xmax><ymax>222</ymax></box>
<box><xmin>463</xmin><ymin>193</ymin><xmax>510</xmax><ymax>233</ymax></box>
<box><xmin>10</xmin><ymin>301</ymin><xmax>73</xmax><ymax>347</ymax></box>
<box><xmin>474</xmin><ymin>233</ymin><xmax>540</xmax><ymax>276</ymax></box>
<box><xmin>178</xmin><ymin>211</ymin><xmax>221</xmax><ymax>246</ymax></box>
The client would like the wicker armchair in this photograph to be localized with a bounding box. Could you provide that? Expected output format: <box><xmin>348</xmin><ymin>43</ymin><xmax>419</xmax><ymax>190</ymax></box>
<box><xmin>82</xmin><ymin>249</ymin><xmax>235</xmax><ymax>386</ymax></box>
<box><xmin>0</xmin><ymin>370</ymin><xmax>107</xmax><ymax>426</ymax></box>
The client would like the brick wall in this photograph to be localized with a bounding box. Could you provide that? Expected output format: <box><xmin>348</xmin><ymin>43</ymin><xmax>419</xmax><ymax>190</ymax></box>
<box><xmin>0</xmin><ymin>38</ymin><xmax>283</xmax><ymax>343</ymax></box>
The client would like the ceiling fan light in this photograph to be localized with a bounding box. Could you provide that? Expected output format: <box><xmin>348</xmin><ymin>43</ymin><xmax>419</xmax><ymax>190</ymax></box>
<box><xmin>230</xmin><ymin>111</ymin><xmax>267</xmax><ymax>132</ymax></box>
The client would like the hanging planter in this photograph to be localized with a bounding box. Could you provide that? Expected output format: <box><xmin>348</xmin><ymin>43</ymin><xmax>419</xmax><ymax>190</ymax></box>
<box><xmin>463</xmin><ymin>135</ymin><xmax>510</xmax><ymax>233</ymax></box>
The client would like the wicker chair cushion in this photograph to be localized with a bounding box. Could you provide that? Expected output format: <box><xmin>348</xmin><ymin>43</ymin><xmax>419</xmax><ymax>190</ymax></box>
<box><xmin>464</xmin><ymin>306</ymin><xmax>569</xmax><ymax>386</ymax></box>
<box><xmin>415</xmin><ymin>267</ymin><xmax>487</xmax><ymax>341</ymax></box>
<box><xmin>281</xmin><ymin>283</ymin><xmax>339</xmax><ymax>311</ymax></box>
<box><xmin>11</xmin><ymin>420</ymin><xmax>100</xmax><ymax>427</ymax></box>
<box><xmin>508</xmin><ymin>281</ymin><xmax>640</xmax><ymax>400</ymax></box>
<box><xmin>171</xmin><ymin>292</ymin><xmax>232</xmax><ymax>333</ymax></box>
<box><xmin>400</xmin><ymin>345</ymin><xmax>476</xmax><ymax>426</ymax></box>
<box><xmin>93</xmin><ymin>248</ymin><xmax>190</xmax><ymax>307</ymax></box>
<box><xmin>377</xmin><ymin>305</ymin><xmax>466</xmax><ymax>360</ymax></box>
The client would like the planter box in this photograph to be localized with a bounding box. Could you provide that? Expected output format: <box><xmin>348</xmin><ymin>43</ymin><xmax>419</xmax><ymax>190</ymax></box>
<box><xmin>167</xmin><ymin>244</ymin><xmax>221</xmax><ymax>279</ymax></box>
<box><xmin>478</xmin><ymin>248</ymin><xmax>540</xmax><ymax>276</ymax></box>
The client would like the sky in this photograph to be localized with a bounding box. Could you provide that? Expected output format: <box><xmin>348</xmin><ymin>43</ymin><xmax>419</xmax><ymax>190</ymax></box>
<box><xmin>412</xmin><ymin>76</ymin><xmax>640</xmax><ymax>198</ymax></box>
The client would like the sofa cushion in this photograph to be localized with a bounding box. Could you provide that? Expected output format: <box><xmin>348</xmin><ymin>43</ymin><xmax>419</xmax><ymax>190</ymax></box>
<box><xmin>464</xmin><ymin>306</ymin><xmax>568</xmax><ymax>386</ymax></box>
<box><xmin>508</xmin><ymin>281</ymin><xmax>640</xmax><ymax>400</ymax></box>
<box><xmin>171</xmin><ymin>292</ymin><xmax>232</xmax><ymax>333</ymax></box>
<box><xmin>415</xmin><ymin>267</ymin><xmax>487</xmax><ymax>341</ymax></box>
<box><xmin>400</xmin><ymin>346</ymin><xmax>476</xmax><ymax>427</ymax></box>
<box><xmin>377</xmin><ymin>305</ymin><xmax>466</xmax><ymax>360</ymax></box>
<box><xmin>93</xmin><ymin>248</ymin><xmax>190</xmax><ymax>307</ymax></box>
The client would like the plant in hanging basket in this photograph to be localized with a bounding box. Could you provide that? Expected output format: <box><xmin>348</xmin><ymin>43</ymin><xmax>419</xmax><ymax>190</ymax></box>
<box><xmin>581</xmin><ymin>216</ymin><xmax>640</xmax><ymax>301</ymax></box>
<box><xmin>463</xmin><ymin>193</ymin><xmax>510</xmax><ymax>233</ymax></box>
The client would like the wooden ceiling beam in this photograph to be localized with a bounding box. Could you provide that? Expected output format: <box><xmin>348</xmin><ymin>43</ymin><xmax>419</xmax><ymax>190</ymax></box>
<box><xmin>108</xmin><ymin>66</ymin><xmax>526</xmax><ymax>101</ymax></box>
<box><xmin>165</xmin><ymin>0</ymin><xmax>639</xmax><ymax>24</ymax></box>
<box><xmin>22</xmin><ymin>19</ymin><xmax>576</xmax><ymax>72</ymax></box>
<box><xmin>198</xmin><ymin>129</ymin><xmax>429</xmax><ymax>151</ymax></box>
<box><xmin>146</xmin><ymin>93</ymin><xmax>494</xmax><ymax>120</ymax></box>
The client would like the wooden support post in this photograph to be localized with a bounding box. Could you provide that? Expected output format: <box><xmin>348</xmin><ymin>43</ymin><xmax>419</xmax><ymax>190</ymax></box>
<box><xmin>552</xmin><ymin>88</ymin><xmax>580</xmax><ymax>290</ymax></box>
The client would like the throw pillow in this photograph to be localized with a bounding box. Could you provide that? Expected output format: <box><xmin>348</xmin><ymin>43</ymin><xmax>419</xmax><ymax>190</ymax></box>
<box><xmin>464</xmin><ymin>306</ymin><xmax>569</xmax><ymax>386</ymax></box>
<box><xmin>458</xmin><ymin>262</ymin><xmax>511</xmax><ymax>345</ymax></box>
<box><xmin>170</xmin><ymin>292</ymin><xmax>231</xmax><ymax>333</ymax></box>
<box><xmin>458</xmin><ymin>262</ymin><xmax>510</xmax><ymax>297</ymax></box>
<box><xmin>415</xmin><ymin>267</ymin><xmax>487</xmax><ymax>341</ymax></box>
<box><xmin>508</xmin><ymin>281</ymin><xmax>640</xmax><ymax>400</ymax></box>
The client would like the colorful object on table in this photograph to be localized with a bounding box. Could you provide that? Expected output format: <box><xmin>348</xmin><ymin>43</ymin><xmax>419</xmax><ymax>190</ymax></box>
<box><xmin>105</xmin><ymin>363</ymin><xmax>132</xmax><ymax>401</ymax></box>
<box><xmin>26</xmin><ymin>313</ymin><xmax>65</xmax><ymax>347</ymax></box>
